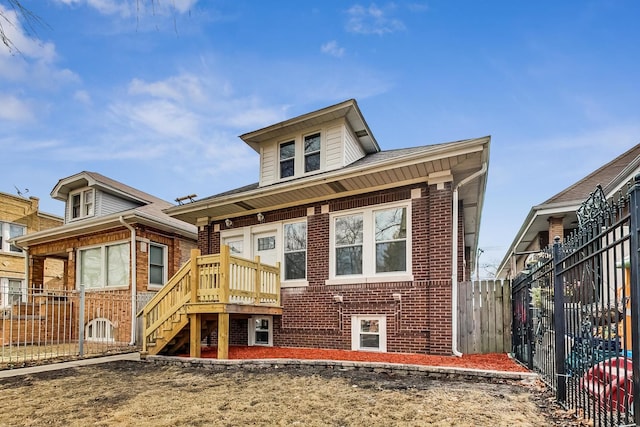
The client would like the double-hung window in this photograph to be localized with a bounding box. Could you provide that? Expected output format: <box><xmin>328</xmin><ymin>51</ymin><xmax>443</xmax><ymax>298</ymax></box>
<box><xmin>70</xmin><ymin>189</ymin><xmax>95</xmax><ymax>220</ymax></box>
<box><xmin>279</xmin><ymin>141</ymin><xmax>295</xmax><ymax>179</ymax></box>
<box><xmin>79</xmin><ymin>242</ymin><xmax>129</xmax><ymax>289</ymax></box>
<box><xmin>149</xmin><ymin>243</ymin><xmax>167</xmax><ymax>286</ymax></box>
<box><xmin>332</xmin><ymin>205</ymin><xmax>409</xmax><ymax>279</ymax></box>
<box><xmin>304</xmin><ymin>132</ymin><xmax>321</xmax><ymax>173</ymax></box>
<box><xmin>0</xmin><ymin>222</ymin><xmax>26</xmax><ymax>253</ymax></box>
<box><xmin>283</xmin><ymin>221</ymin><xmax>306</xmax><ymax>280</ymax></box>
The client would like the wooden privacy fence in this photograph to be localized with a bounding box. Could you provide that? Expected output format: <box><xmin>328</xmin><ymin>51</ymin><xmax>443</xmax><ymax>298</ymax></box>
<box><xmin>457</xmin><ymin>280</ymin><xmax>511</xmax><ymax>354</ymax></box>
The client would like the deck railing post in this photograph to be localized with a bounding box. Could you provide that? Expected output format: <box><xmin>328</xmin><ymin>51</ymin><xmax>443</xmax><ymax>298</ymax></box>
<box><xmin>189</xmin><ymin>248</ymin><xmax>200</xmax><ymax>304</ymax></box>
<box><xmin>627</xmin><ymin>174</ymin><xmax>640</xmax><ymax>419</ymax></box>
<box><xmin>219</xmin><ymin>245</ymin><xmax>230</xmax><ymax>304</ymax></box>
<box><xmin>552</xmin><ymin>236</ymin><xmax>567</xmax><ymax>404</ymax></box>
<box><xmin>254</xmin><ymin>255</ymin><xmax>262</xmax><ymax>305</ymax></box>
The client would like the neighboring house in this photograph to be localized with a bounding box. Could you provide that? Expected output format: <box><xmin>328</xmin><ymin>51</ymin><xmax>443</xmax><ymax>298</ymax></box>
<box><xmin>496</xmin><ymin>143</ymin><xmax>640</xmax><ymax>279</ymax></box>
<box><xmin>164</xmin><ymin>99</ymin><xmax>491</xmax><ymax>356</ymax></box>
<box><xmin>11</xmin><ymin>172</ymin><xmax>198</xmax><ymax>344</ymax></box>
<box><xmin>0</xmin><ymin>192</ymin><xmax>63</xmax><ymax>308</ymax></box>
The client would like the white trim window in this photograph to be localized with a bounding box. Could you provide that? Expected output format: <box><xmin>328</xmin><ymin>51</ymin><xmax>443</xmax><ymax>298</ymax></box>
<box><xmin>351</xmin><ymin>315</ymin><xmax>387</xmax><ymax>352</ymax></box>
<box><xmin>1</xmin><ymin>222</ymin><xmax>26</xmax><ymax>253</ymax></box>
<box><xmin>78</xmin><ymin>242</ymin><xmax>130</xmax><ymax>289</ymax></box>
<box><xmin>304</xmin><ymin>132</ymin><xmax>321</xmax><ymax>173</ymax></box>
<box><xmin>283</xmin><ymin>221</ymin><xmax>306</xmax><ymax>280</ymax></box>
<box><xmin>331</xmin><ymin>204</ymin><xmax>410</xmax><ymax>279</ymax></box>
<box><xmin>70</xmin><ymin>188</ymin><xmax>95</xmax><ymax>220</ymax></box>
<box><xmin>248</xmin><ymin>315</ymin><xmax>273</xmax><ymax>346</ymax></box>
<box><xmin>148</xmin><ymin>243</ymin><xmax>168</xmax><ymax>287</ymax></box>
<box><xmin>279</xmin><ymin>140</ymin><xmax>295</xmax><ymax>179</ymax></box>
<box><xmin>0</xmin><ymin>278</ymin><xmax>25</xmax><ymax>307</ymax></box>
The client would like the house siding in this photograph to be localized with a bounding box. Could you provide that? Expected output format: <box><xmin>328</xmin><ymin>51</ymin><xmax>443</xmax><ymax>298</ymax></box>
<box><xmin>325</xmin><ymin>124</ymin><xmax>344</xmax><ymax>170</ymax></box>
<box><xmin>203</xmin><ymin>182</ymin><xmax>458</xmax><ymax>355</ymax></box>
<box><xmin>98</xmin><ymin>191</ymin><xmax>141</xmax><ymax>216</ymax></box>
<box><xmin>344</xmin><ymin>126</ymin><xmax>366</xmax><ymax>166</ymax></box>
<box><xmin>259</xmin><ymin>144</ymin><xmax>277</xmax><ymax>186</ymax></box>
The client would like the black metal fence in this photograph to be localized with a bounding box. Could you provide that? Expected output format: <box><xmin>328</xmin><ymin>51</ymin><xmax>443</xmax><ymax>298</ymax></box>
<box><xmin>513</xmin><ymin>180</ymin><xmax>640</xmax><ymax>427</ymax></box>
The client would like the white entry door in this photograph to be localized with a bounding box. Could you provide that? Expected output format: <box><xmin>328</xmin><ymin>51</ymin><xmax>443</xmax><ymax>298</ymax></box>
<box><xmin>253</xmin><ymin>231</ymin><xmax>278</xmax><ymax>267</ymax></box>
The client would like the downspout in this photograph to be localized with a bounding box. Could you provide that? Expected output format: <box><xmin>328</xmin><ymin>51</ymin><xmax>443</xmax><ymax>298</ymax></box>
<box><xmin>119</xmin><ymin>216</ymin><xmax>137</xmax><ymax>346</ymax></box>
<box><xmin>452</xmin><ymin>162</ymin><xmax>487</xmax><ymax>357</ymax></box>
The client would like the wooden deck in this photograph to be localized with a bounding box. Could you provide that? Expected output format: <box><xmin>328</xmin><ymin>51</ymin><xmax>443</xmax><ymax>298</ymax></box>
<box><xmin>141</xmin><ymin>246</ymin><xmax>282</xmax><ymax>359</ymax></box>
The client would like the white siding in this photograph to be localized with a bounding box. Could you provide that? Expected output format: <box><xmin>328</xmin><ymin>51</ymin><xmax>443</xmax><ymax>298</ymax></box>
<box><xmin>324</xmin><ymin>125</ymin><xmax>344</xmax><ymax>171</ymax></box>
<box><xmin>98</xmin><ymin>191</ymin><xmax>141</xmax><ymax>216</ymax></box>
<box><xmin>260</xmin><ymin>143</ymin><xmax>277</xmax><ymax>186</ymax></box>
<box><xmin>344</xmin><ymin>127</ymin><xmax>366</xmax><ymax>166</ymax></box>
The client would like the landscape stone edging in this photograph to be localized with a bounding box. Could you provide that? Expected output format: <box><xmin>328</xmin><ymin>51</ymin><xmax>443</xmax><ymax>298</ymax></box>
<box><xmin>144</xmin><ymin>355</ymin><xmax>538</xmax><ymax>381</ymax></box>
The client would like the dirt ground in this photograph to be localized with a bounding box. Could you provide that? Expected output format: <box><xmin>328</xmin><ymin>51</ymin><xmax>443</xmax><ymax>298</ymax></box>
<box><xmin>0</xmin><ymin>360</ymin><xmax>582</xmax><ymax>427</ymax></box>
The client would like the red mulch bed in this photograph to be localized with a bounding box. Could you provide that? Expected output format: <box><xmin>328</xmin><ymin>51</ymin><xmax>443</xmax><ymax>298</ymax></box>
<box><xmin>189</xmin><ymin>346</ymin><xmax>529</xmax><ymax>373</ymax></box>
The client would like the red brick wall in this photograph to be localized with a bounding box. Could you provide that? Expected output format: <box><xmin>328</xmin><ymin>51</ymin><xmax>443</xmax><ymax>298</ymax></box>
<box><xmin>202</xmin><ymin>183</ymin><xmax>457</xmax><ymax>355</ymax></box>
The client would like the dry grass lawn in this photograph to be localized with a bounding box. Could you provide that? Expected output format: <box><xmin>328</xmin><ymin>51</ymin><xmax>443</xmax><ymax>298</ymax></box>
<box><xmin>0</xmin><ymin>360</ymin><xmax>571</xmax><ymax>426</ymax></box>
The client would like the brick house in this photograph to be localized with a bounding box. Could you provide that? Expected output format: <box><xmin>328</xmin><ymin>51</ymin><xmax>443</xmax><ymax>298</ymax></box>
<box><xmin>496</xmin><ymin>143</ymin><xmax>640</xmax><ymax>279</ymax></box>
<box><xmin>166</xmin><ymin>100</ymin><xmax>490</xmax><ymax>356</ymax></box>
<box><xmin>11</xmin><ymin>172</ymin><xmax>198</xmax><ymax>344</ymax></box>
<box><xmin>0</xmin><ymin>192</ymin><xmax>63</xmax><ymax>308</ymax></box>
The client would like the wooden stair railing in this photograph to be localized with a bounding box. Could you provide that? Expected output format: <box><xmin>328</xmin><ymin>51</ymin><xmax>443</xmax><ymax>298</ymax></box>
<box><xmin>141</xmin><ymin>249</ymin><xmax>199</xmax><ymax>355</ymax></box>
<box><xmin>142</xmin><ymin>246</ymin><xmax>281</xmax><ymax>357</ymax></box>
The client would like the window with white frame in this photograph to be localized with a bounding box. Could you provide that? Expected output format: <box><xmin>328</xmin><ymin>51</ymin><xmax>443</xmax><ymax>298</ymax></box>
<box><xmin>85</xmin><ymin>317</ymin><xmax>115</xmax><ymax>342</ymax></box>
<box><xmin>0</xmin><ymin>222</ymin><xmax>26</xmax><ymax>253</ymax></box>
<box><xmin>0</xmin><ymin>278</ymin><xmax>25</xmax><ymax>307</ymax></box>
<box><xmin>304</xmin><ymin>132</ymin><xmax>321</xmax><ymax>173</ymax></box>
<box><xmin>283</xmin><ymin>221</ymin><xmax>306</xmax><ymax>280</ymax></box>
<box><xmin>279</xmin><ymin>140</ymin><xmax>295</xmax><ymax>178</ymax></box>
<box><xmin>351</xmin><ymin>315</ymin><xmax>387</xmax><ymax>352</ymax></box>
<box><xmin>248</xmin><ymin>315</ymin><xmax>273</xmax><ymax>346</ymax></box>
<box><xmin>78</xmin><ymin>242</ymin><xmax>129</xmax><ymax>289</ymax></box>
<box><xmin>70</xmin><ymin>189</ymin><xmax>95</xmax><ymax>220</ymax></box>
<box><xmin>149</xmin><ymin>243</ymin><xmax>167</xmax><ymax>286</ymax></box>
<box><xmin>332</xmin><ymin>204</ymin><xmax>409</xmax><ymax>278</ymax></box>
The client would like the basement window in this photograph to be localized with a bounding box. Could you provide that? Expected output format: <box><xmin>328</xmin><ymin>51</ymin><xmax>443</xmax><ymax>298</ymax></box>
<box><xmin>85</xmin><ymin>317</ymin><xmax>115</xmax><ymax>342</ymax></box>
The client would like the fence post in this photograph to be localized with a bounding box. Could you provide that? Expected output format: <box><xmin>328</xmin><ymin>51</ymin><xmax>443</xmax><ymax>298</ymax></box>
<box><xmin>78</xmin><ymin>284</ymin><xmax>85</xmax><ymax>357</ymax></box>
<box><xmin>627</xmin><ymin>174</ymin><xmax>640</xmax><ymax>419</ymax></box>
<box><xmin>552</xmin><ymin>236</ymin><xmax>567</xmax><ymax>403</ymax></box>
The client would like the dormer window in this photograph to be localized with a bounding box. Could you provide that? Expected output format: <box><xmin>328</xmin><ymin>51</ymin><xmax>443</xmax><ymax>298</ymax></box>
<box><xmin>70</xmin><ymin>189</ymin><xmax>95</xmax><ymax>220</ymax></box>
<box><xmin>304</xmin><ymin>132</ymin><xmax>321</xmax><ymax>173</ymax></box>
<box><xmin>279</xmin><ymin>141</ymin><xmax>295</xmax><ymax>178</ymax></box>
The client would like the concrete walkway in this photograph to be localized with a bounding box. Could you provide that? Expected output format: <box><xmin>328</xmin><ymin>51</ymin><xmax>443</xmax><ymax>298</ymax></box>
<box><xmin>0</xmin><ymin>352</ymin><xmax>141</xmax><ymax>378</ymax></box>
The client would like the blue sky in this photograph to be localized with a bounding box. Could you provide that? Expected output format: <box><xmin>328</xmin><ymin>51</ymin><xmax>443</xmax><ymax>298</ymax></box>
<box><xmin>1</xmin><ymin>1</ymin><xmax>639</xmax><ymax>274</ymax></box>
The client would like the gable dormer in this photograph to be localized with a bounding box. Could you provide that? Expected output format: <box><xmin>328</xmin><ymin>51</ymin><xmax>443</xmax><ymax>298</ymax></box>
<box><xmin>51</xmin><ymin>172</ymin><xmax>150</xmax><ymax>224</ymax></box>
<box><xmin>240</xmin><ymin>99</ymin><xmax>380</xmax><ymax>187</ymax></box>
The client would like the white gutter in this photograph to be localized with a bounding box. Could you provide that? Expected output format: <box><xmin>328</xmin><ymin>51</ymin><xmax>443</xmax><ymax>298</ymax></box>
<box><xmin>452</xmin><ymin>162</ymin><xmax>487</xmax><ymax>357</ymax></box>
<box><xmin>119</xmin><ymin>216</ymin><xmax>137</xmax><ymax>346</ymax></box>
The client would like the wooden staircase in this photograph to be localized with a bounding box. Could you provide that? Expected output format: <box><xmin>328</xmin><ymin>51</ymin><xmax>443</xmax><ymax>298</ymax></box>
<box><xmin>142</xmin><ymin>246</ymin><xmax>281</xmax><ymax>359</ymax></box>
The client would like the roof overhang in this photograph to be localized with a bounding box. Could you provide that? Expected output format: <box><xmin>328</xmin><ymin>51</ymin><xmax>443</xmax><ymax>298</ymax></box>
<box><xmin>11</xmin><ymin>210</ymin><xmax>197</xmax><ymax>255</ymax></box>
<box><xmin>240</xmin><ymin>99</ymin><xmax>380</xmax><ymax>154</ymax></box>
<box><xmin>167</xmin><ymin>136</ymin><xmax>490</xmax><ymax>254</ymax></box>
<box><xmin>51</xmin><ymin>172</ymin><xmax>149</xmax><ymax>204</ymax></box>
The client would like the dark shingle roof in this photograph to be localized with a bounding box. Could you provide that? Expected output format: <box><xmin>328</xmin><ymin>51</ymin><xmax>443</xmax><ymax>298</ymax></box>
<box><xmin>543</xmin><ymin>144</ymin><xmax>640</xmax><ymax>205</ymax></box>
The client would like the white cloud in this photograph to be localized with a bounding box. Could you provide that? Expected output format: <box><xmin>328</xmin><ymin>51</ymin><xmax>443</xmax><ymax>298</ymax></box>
<box><xmin>52</xmin><ymin>0</ymin><xmax>197</xmax><ymax>17</ymax></box>
<box><xmin>0</xmin><ymin>95</ymin><xmax>34</xmax><ymax>122</ymax></box>
<box><xmin>74</xmin><ymin>90</ymin><xmax>92</xmax><ymax>105</ymax></box>
<box><xmin>346</xmin><ymin>3</ymin><xmax>405</xmax><ymax>35</ymax></box>
<box><xmin>321</xmin><ymin>40</ymin><xmax>345</xmax><ymax>58</ymax></box>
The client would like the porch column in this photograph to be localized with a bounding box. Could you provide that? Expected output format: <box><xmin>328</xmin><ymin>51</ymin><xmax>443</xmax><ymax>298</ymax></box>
<box><xmin>217</xmin><ymin>312</ymin><xmax>229</xmax><ymax>360</ymax></box>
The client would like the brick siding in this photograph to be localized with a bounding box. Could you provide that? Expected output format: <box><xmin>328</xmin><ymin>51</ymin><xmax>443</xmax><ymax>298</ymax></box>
<box><xmin>201</xmin><ymin>183</ymin><xmax>458</xmax><ymax>355</ymax></box>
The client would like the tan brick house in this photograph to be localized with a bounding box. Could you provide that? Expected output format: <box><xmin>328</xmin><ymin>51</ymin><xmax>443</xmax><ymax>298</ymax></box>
<box><xmin>165</xmin><ymin>99</ymin><xmax>491</xmax><ymax>356</ymax></box>
<box><xmin>0</xmin><ymin>192</ymin><xmax>63</xmax><ymax>308</ymax></box>
<box><xmin>11</xmin><ymin>172</ymin><xmax>198</xmax><ymax>344</ymax></box>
